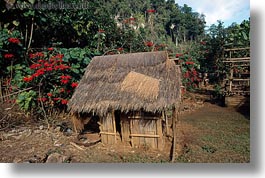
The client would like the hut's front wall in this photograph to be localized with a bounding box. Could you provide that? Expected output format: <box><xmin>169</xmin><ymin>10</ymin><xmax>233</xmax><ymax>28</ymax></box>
<box><xmin>97</xmin><ymin>111</ymin><xmax>164</xmax><ymax>150</ymax></box>
<box><xmin>121</xmin><ymin>112</ymin><xmax>164</xmax><ymax>150</ymax></box>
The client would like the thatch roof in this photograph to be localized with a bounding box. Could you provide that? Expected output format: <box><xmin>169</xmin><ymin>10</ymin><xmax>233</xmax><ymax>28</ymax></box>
<box><xmin>68</xmin><ymin>51</ymin><xmax>181</xmax><ymax>116</ymax></box>
<box><xmin>121</xmin><ymin>71</ymin><xmax>160</xmax><ymax>101</ymax></box>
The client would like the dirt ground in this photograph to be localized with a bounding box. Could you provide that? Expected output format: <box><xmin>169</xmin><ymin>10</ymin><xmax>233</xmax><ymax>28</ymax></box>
<box><xmin>0</xmin><ymin>92</ymin><xmax>250</xmax><ymax>163</ymax></box>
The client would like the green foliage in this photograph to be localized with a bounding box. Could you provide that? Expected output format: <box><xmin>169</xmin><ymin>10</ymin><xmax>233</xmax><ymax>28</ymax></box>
<box><xmin>16</xmin><ymin>90</ymin><xmax>37</xmax><ymax>111</ymax></box>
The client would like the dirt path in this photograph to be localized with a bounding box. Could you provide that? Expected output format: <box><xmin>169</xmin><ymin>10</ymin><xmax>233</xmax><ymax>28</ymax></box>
<box><xmin>0</xmin><ymin>102</ymin><xmax>250</xmax><ymax>163</ymax></box>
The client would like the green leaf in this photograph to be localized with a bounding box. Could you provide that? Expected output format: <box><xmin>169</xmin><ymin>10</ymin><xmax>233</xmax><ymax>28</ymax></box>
<box><xmin>70</xmin><ymin>50</ymin><xmax>79</xmax><ymax>59</ymax></box>
<box><xmin>12</xmin><ymin>20</ymin><xmax>20</xmax><ymax>26</ymax></box>
<box><xmin>71</xmin><ymin>68</ymin><xmax>79</xmax><ymax>74</ymax></box>
<box><xmin>28</xmin><ymin>0</ymin><xmax>35</xmax><ymax>4</ymax></box>
<box><xmin>83</xmin><ymin>57</ymin><xmax>91</xmax><ymax>64</ymax></box>
<box><xmin>72</xmin><ymin>64</ymin><xmax>80</xmax><ymax>69</ymax></box>
<box><xmin>242</xmin><ymin>31</ymin><xmax>248</xmax><ymax>40</ymax></box>
<box><xmin>41</xmin><ymin>17</ymin><xmax>47</xmax><ymax>22</ymax></box>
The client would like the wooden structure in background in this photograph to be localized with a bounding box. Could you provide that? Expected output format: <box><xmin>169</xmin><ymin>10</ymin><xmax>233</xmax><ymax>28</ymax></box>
<box><xmin>222</xmin><ymin>47</ymin><xmax>250</xmax><ymax>107</ymax></box>
<box><xmin>68</xmin><ymin>51</ymin><xmax>182</xmax><ymax>150</ymax></box>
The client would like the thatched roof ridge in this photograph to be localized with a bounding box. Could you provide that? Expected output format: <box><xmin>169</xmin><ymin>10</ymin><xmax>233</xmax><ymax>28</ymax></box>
<box><xmin>68</xmin><ymin>51</ymin><xmax>181</xmax><ymax>116</ymax></box>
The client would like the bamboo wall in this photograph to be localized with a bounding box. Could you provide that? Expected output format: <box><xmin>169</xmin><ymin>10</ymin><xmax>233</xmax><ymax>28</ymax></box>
<box><xmin>100</xmin><ymin>111</ymin><xmax>164</xmax><ymax>150</ymax></box>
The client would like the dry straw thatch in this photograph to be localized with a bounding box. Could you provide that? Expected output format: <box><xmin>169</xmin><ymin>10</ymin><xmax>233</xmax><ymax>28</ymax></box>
<box><xmin>68</xmin><ymin>51</ymin><xmax>181</xmax><ymax>116</ymax></box>
<box><xmin>121</xmin><ymin>71</ymin><xmax>160</xmax><ymax>101</ymax></box>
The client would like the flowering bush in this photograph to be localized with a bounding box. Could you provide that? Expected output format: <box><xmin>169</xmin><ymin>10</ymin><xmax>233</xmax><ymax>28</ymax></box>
<box><xmin>17</xmin><ymin>49</ymin><xmax>79</xmax><ymax>113</ymax></box>
<box><xmin>13</xmin><ymin>47</ymin><xmax>96</xmax><ymax>116</ymax></box>
<box><xmin>177</xmin><ymin>42</ymin><xmax>207</xmax><ymax>91</ymax></box>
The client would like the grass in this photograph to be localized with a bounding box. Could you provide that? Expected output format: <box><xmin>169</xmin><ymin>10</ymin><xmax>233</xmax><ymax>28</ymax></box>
<box><xmin>176</xmin><ymin>103</ymin><xmax>250</xmax><ymax>163</ymax></box>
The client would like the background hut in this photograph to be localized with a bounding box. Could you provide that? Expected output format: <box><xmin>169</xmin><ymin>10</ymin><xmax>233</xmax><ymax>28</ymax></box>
<box><xmin>68</xmin><ymin>51</ymin><xmax>181</xmax><ymax>150</ymax></box>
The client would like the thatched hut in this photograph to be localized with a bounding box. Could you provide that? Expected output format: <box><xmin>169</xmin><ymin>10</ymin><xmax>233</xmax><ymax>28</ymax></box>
<box><xmin>68</xmin><ymin>51</ymin><xmax>181</xmax><ymax>150</ymax></box>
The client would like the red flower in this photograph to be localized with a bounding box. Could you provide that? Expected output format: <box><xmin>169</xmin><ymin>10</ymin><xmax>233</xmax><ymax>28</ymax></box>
<box><xmin>29</xmin><ymin>53</ymin><xmax>35</xmax><ymax>59</ymax></box>
<box><xmin>36</xmin><ymin>68</ymin><xmax>45</xmax><ymax>75</ymax></box>
<box><xmin>192</xmin><ymin>69</ymin><xmax>197</xmax><ymax>75</ymax></box>
<box><xmin>44</xmin><ymin>62</ymin><xmax>50</xmax><ymax>67</ymax></box>
<box><xmin>57</xmin><ymin>64</ymin><xmax>70</xmax><ymax>70</ymax></box>
<box><xmin>23</xmin><ymin>76</ymin><xmax>33</xmax><ymax>82</ymax></box>
<box><xmin>185</xmin><ymin>61</ymin><xmax>194</xmax><ymax>65</ymax></box>
<box><xmin>175</xmin><ymin>53</ymin><xmax>183</xmax><ymax>58</ymax></box>
<box><xmin>55</xmin><ymin>54</ymin><xmax>64</xmax><ymax>59</ymax></box>
<box><xmin>38</xmin><ymin>97</ymin><xmax>47</xmax><ymax>102</ymax></box>
<box><xmin>145</xmin><ymin>41</ymin><xmax>153</xmax><ymax>47</ymax></box>
<box><xmin>61</xmin><ymin>99</ymin><xmax>68</xmax><ymax>105</ymax></box>
<box><xmin>45</xmin><ymin>67</ymin><xmax>53</xmax><ymax>71</ymax></box>
<box><xmin>36</xmin><ymin>52</ymin><xmax>44</xmax><ymax>57</ymax></box>
<box><xmin>117</xmin><ymin>47</ymin><xmax>123</xmax><ymax>51</ymax></box>
<box><xmin>147</xmin><ymin>9</ymin><xmax>156</xmax><ymax>13</ymax></box>
<box><xmin>184</xmin><ymin>71</ymin><xmax>190</xmax><ymax>78</ymax></box>
<box><xmin>71</xmin><ymin>82</ymin><xmax>78</xmax><ymax>88</ymax></box>
<box><xmin>47</xmin><ymin>93</ymin><xmax>52</xmax><ymax>97</ymax></box>
<box><xmin>8</xmin><ymin>38</ymin><xmax>20</xmax><ymax>44</ymax></box>
<box><xmin>129</xmin><ymin>17</ymin><xmax>136</xmax><ymax>21</ymax></box>
<box><xmin>60</xmin><ymin>75</ymin><xmax>71</xmax><ymax>80</ymax></box>
<box><xmin>98</xmin><ymin>29</ymin><xmax>105</xmax><ymax>33</ymax></box>
<box><xmin>53</xmin><ymin>98</ymin><xmax>60</xmax><ymax>101</ymax></box>
<box><xmin>59</xmin><ymin>88</ymin><xmax>65</xmax><ymax>93</ymax></box>
<box><xmin>30</xmin><ymin>63</ymin><xmax>42</xmax><ymax>70</ymax></box>
<box><xmin>200</xmin><ymin>41</ymin><xmax>206</xmax><ymax>45</ymax></box>
<box><xmin>48</xmin><ymin>47</ymin><xmax>54</xmax><ymax>51</ymax></box>
<box><xmin>4</xmin><ymin>53</ymin><xmax>14</xmax><ymax>59</ymax></box>
<box><xmin>61</xmin><ymin>79</ymin><xmax>69</xmax><ymax>84</ymax></box>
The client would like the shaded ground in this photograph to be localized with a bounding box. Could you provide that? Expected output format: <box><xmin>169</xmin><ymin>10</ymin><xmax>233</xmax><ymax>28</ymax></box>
<box><xmin>0</xmin><ymin>93</ymin><xmax>250</xmax><ymax>163</ymax></box>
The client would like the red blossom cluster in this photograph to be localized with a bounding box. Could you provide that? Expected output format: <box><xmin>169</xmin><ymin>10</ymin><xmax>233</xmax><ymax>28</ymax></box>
<box><xmin>175</xmin><ymin>53</ymin><xmax>183</xmax><ymax>58</ymax></box>
<box><xmin>129</xmin><ymin>17</ymin><xmax>136</xmax><ymax>21</ymax></box>
<box><xmin>47</xmin><ymin>47</ymin><xmax>54</xmax><ymax>51</ymax></box>
<box><xmin>123</xmin><ymin>17</ymin><xmax>136</xmax><ymax>24</ymax></box>
<box><xmin>147</xmin><ymin>9</ymin><xmax>156</xmax><ymax>13</ymax></box>
<box><xmin>60</xmin><ymin>75</ymin><xmax>71</xmax><ymax>84</ymax></box>
<box><xmin>61</xmin><ymin>99</ymin><xmax>68</xmax><ymax>105</ymax></box>
<box><xmin>200</xmin><ymin>41</ymin><xmax>206</xmax><ymax>45</ymax></box>
<box><xmin>98</xmin><ymin>29</ymin><xmax>105</xmax><ymax>33</ymax></box>
<box><xmin>24</xmin><ymin>53</ymin><xmax>71</xmax><ymax>82</ymax></box>
<box><xmin>38</xmin><ymin>97</ymin><xmax>48</xmax><ymax>102</ymax></box>
<box><xmin>4</xmin><ymin>53</ymin><xmax>14</xmax><ymax>59</ymax></box>
<box><xmin>185</xmin><ymin>61</ymin><xmax>194</xmax><ymax>65</ymax></box>
<box><xmin>71</xmin><ymin>82</ymin><xmax>78</xmax><ymax>88</ymax></box>
<box><xmin>29</xmin><ymin>52</ymin><xmax>45</xmax><ymax>59</ymax></box>
<box><xmin>183</xmin><ymin>68</ymin><xmax>201</xmax><ymax>84</ymax></box>
<box><xmin>117</xmin><ymin>47</ymin><xmax>123</xmax><ymax>51</ymax></box>
<box><xmin>154</xmin><ymin>44</ymin><xmax>167</xmax><ymax>51</ymax></box>
<box><xmin>23</xmin><ymin>76</ymin><xmax>34</xmax><ymax>82</ymax></box>
<box><xmin>8</xmin><ymin>37</ymin><xmax>20</xmax><ymax>44</ymax></box>
<box><xmin>37</xmin><ymin>97</ymin><xmax>68</xmax><ymax>105</ymax></box>
<box><xmin>145</xmin><ymin>41</ymin><xmax>153</xmax><ymax>47</ymax></box>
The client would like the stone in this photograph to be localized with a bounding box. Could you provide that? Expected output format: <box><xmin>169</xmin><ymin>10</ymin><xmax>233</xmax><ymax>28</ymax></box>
<box><xmin>39</xmin><ymin>125</ymin><xmax>44</xmax><ymax>130</ymax></box>
<box><xmin>46</xmin><ymin>153</ymin><xmax>68</xmax><ymax>163</ymax></box>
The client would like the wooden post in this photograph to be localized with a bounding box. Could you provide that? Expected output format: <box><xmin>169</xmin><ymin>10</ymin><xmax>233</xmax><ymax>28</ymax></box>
<box><xmin>164</xmin><ymin>110</ymin><xmax>169</xmax><ymax>136</ymax></box>
<box><xmin>157</xmin><ymin>117</ymin><xmax>163</xmax><ymax>150</ymax></box>
<box><xmin>0</xmin><ymin>79</ymin><xmax>3</xmax><ymax>102</ymax></box>
<box><xmin>171</xmin><ymin>106</ymin><xmax>177</xmax><ymax>162</ymax></box>
<box><xmin>229</xmin><ymin>67</ymin><xmax>233</xmax><ymax>93</ymax></box>
<box><xmin>130</xmin><ymin>119</ymin><xmax>134</xmax><ymax>147</ymax></box>
<box><xmin>112</xmin><ymin>110</ymin><xmax>117</xmax><ymax>143</ymax></box>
